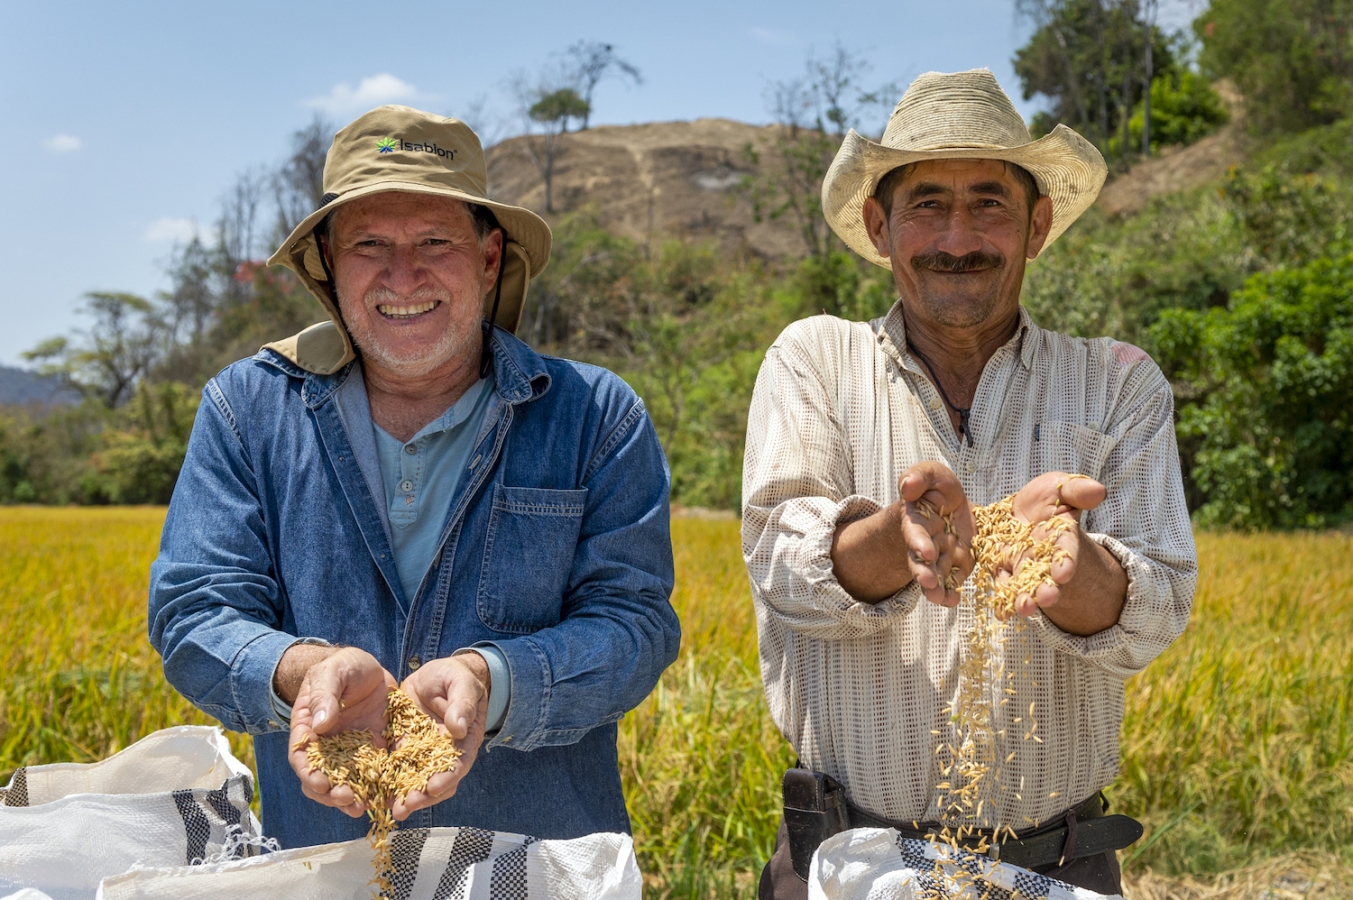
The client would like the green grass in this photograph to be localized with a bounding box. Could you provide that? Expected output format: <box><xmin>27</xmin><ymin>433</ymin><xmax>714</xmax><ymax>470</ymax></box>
<box><xmin>2</xmin><ymin>509</ymin><xmax>1350</xmax><ymax>897</ymax></box>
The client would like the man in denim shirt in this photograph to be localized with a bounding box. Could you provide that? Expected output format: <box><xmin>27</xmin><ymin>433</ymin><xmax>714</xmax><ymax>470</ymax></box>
<box><xmin>148</xmin><ymin>105</ymin><xmax>680</xmax><ymax>848</ymax></box>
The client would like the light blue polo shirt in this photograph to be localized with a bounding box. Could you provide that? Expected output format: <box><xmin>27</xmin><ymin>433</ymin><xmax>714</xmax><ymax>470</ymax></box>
<box><xmin>373</xmin><ymin>375</ymin><xmax>495</xmax><ymax>600</ymax></box>
<box><xmin>371</xmin><ymin>373</ymin><xmax>509</xmax><ymax>731</ymax></box>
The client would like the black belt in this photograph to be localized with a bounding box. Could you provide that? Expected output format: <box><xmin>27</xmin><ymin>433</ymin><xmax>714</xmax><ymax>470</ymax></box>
<box><xmin>845</xmin><ymin>792</ymin><xmax>1144</xmax><ymax>870</ymax></box>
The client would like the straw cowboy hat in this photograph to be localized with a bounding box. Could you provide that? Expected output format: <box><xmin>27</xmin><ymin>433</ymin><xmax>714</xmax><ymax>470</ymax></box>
<box><xmin>265</xmin><ymin>105</ymin><xmax>552</xmax><ymax>375</ymax></box>
<box><xmin>822</xmin><ymin>68</ymin><xmax>1107</xmax><ymax>267</ymax></box>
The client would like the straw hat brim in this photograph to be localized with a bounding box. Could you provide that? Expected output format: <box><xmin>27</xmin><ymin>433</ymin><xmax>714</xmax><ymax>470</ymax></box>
<box><xmin>263</xmin><ymin>181</ymin><xmax>552</xmax><ymax>374</ymax></box>
<box><xmin>822</xmin><ymin>123</ymin><xmax>1107</xmax><ymax>268</ymax></box>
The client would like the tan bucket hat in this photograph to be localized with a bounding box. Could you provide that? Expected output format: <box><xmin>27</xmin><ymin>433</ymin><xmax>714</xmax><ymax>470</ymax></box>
<box><xmin>265</xmin><ymin>105</ymin><xmax>552</xmax><ymax>374</ymax></box>
<box><xmin>822</xmin><ymin>68</ymin><xmax>1107</xmax><ymax>267</ymax></box>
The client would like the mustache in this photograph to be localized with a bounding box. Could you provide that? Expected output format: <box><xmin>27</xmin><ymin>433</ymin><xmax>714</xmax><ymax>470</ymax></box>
<box><xmin>910</xmin><ymin>250</ymin><xmax>1005</xmax><ymax>273</ymax></box>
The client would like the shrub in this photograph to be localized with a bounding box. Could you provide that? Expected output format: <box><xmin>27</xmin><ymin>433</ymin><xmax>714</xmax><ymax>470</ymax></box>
<box><xmin>1151</xmin><ymin>250</ymin><xmax>1353</xmax><ymax>529</ymax></box>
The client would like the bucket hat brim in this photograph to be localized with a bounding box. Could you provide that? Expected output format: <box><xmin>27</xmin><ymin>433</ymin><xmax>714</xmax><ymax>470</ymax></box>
<box><xmin>264</xmin><ymin>180</ymin><xmax>550</xmax><ymax>375</ymax></box>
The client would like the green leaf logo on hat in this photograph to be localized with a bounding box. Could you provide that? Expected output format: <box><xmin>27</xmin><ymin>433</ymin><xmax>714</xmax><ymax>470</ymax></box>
<box><xmin>376</xmin><ymin>137</ymin><xmax>397</xmax><ymax>153</ymax></box>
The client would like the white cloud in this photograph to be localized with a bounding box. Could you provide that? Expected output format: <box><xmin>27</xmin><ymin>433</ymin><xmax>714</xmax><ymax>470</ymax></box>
<box><xmin>748</xmin><ymin>26</ymin><xmax>797</xmax><ymax>46</ymax></box>
<box><xmin>306</xmin><ymin>74</ymin><xmax>427</xmax><ymax>115</ymax></box>
<box><xmin>144</xmin><ymin>217</ymin><xmax>205</xmax><ymax>243</ymax></box>
<box><xmin>42</xmin><ymin>134</ymin><xmax>82</xmax><ymax>153</ymax></box>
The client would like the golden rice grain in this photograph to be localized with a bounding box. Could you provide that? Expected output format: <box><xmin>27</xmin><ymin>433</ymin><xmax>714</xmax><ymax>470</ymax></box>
<box><xmin>299</xmin><ymin>689</ymin><xmax>463</xmax><ymax>896</ymax></box>
<box><xmin>917</xmin><ymin>486</ymin><xmax>1084</xmax><ymax>894</ymax></box>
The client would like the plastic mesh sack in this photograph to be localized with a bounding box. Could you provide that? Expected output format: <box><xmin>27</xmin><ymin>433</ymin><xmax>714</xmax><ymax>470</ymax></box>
<box><xmin>809</xmin><ymin>828</ymin><xmax>1124</xmax><ymax>900</ymax></box>
<box><xmin>0</xmin><ymin>727</ymin><xmax>250</xmax><ymax>807</ymax></box>
<box><xmin>0</xmin><ymin>728</ymin><xmax>260</xmax><ymax>900</ymax></box>
<box><xmin>94</xmin><ymin>826</ymin><xmax>642</xmax><ymax>900</ymax></box>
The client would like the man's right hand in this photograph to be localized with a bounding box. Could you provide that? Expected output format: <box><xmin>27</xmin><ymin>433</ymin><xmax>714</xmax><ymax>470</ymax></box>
<box><xmin>831</xmin><ymin>460</ymin><xmax>974</xmax><ymax>605</ymax></box>
<box><xmin>281</xmin><ymin>646</ymin><xmax>397</xmax><ymax>817</ymax></box>
<box><xmin>897</xmin><ymin>461</ymin><xmax>975</xmax><ymax>608</ymax></box>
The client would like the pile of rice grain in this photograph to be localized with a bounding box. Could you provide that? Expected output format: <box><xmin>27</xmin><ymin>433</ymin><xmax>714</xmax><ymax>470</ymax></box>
<box><xmin>298</xmin><ymin>689</ymin><xmax>462</xmax><ymax>895</ymax></box>
<box><xmin>917</xmin><ymin>479</ymin><xmax>1083</xmax><ymax>882</ymax></box>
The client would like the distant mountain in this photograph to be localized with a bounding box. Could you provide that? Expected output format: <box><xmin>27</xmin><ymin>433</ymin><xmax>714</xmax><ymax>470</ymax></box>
<box><xmin>0</xmin><ymin>365</ymin><xmax>79</xmax><ymax>407</ymax></box>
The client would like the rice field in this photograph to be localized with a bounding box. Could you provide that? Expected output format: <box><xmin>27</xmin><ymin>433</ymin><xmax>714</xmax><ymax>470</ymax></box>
<box><xmin>2</xmin><ymin>507</ymin><xmax>1351</xmax><ymax>897</ymax></box>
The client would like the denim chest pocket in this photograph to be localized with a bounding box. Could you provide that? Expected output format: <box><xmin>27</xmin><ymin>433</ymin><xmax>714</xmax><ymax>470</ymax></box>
<box><xmin>477</xmin><ymin>484</ymin><xmax>589</xmax><ymax>634</ymax></box>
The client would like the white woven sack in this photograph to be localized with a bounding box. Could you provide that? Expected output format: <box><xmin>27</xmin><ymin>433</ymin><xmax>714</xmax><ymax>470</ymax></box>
<box><xmin>0</xmin><ymin>728</ymin><xmax>261</xmax><ymax>900</ymax></box>
<box><xmin>808</xmin><ymin>828</ymin><xmax>1124</xmax><ymax>900</ymax></box>
<box><xmin>0</xmin><ymin>727</ymin><xmax>250</xmax><ymax>805</ymax></box>
<box><xmin>95</xmin><ymin>826</ymin><xmax>642</xmax><ymax>900</ymax></box>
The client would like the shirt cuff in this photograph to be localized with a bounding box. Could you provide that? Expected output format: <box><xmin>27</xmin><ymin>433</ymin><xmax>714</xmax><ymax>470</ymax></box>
<box><xmin>267</xmin><ymin>637</ymin><xmax>333</xmax><ymax>728</ymax></box>
<box><xmin>455</xmin><ymin>644</ymin><xmax>511</xmax><ymax>734</ymax></box>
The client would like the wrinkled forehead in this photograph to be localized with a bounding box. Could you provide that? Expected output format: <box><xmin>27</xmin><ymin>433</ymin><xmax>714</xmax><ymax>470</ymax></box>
<box><xmin>330</xmin><ymin>191</ymin><xmax>473</xmax><ymax>237</ymax></box>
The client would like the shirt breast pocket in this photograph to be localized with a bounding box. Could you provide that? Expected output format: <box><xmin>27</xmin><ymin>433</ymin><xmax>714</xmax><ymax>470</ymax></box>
<box><xmin>1034</xmin><ymin>421</ymin><xmax>1118</xmax><ymax>483</ymax></box>
<box><xmin>477</xmin><ymin>484</ymin><xmax>589</xmax><ymax>635</ymax></box>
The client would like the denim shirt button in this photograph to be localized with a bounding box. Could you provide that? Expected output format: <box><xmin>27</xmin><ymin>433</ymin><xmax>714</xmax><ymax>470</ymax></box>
<box><xmin>408</xmin><ymin>655</ymin><xmax>422</xmax><ymax>670</ymax></box>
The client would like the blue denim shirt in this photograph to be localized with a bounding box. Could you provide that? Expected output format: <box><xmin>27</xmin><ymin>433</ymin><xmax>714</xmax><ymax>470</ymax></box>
<box><xmin>148</xmin><ymin>326</ymin><xmax>680</xmax><ymax>848</ymax></box>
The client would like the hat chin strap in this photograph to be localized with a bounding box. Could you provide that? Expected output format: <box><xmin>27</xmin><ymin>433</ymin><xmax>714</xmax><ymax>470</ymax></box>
<box><xmin>480</xmin><ymin>260</ymin><xmax>505</xmax><ymax>379</ymax></box>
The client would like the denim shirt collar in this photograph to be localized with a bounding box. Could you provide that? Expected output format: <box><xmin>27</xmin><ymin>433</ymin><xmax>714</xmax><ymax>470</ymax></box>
<box><xmin>255</xmin><ymin>324</ymin><xmax>552</xmax><ymax>412</ymax></box>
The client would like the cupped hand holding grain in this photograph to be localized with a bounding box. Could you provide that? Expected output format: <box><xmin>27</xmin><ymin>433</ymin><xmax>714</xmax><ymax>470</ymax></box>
<box><xmin>830</xmin><ymin>460</ymin><xmax>975</xmax><ymax>605</ymax></box>
<box><xmin>1000</xmin><ymin>471</ymin><xmax>1127</xmax><ymax>634</ymax></box>
<box><xmin>287</xmin><ymin>646</ymin><xmax>398</xmax><ymax>817</ymax></box>
<box><xmin>390</xmin><ymin>651</ymin><xmax>490</xmax><ymax>821</ymax></box>
<box><xmin>898</xmin><ymin>460</ymin><xmax>976</xmax><ymax>608</ymax></box>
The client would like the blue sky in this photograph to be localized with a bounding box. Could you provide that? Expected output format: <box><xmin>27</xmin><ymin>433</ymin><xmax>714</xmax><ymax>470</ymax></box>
<box><xmin>0</xmin><ymin>0</ymin><xmax>1196</xmax><ymax>367</ymax></box>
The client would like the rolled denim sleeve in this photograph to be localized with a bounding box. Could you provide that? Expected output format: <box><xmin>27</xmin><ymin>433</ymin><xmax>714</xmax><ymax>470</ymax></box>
<box><xmin>487</xmin><ymin>397</ymin><xmax>680</xmax><ymax>752</ymax></box>
<box><xmin>148</xmin><ymin>378</ymin><xmax>294</xmax><ymax>735</ymax></box>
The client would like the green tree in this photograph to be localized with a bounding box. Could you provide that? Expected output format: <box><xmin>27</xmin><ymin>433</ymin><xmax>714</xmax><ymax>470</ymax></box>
<box><xmin>1195</xmin><ymin>0</ymin><xmax>1353</xmax><ymax>135</ymax></box>
<box><xmin>1014</xmin><ymin>0</ymin><xmax>1177</xmax><ymax>160</ymax></box>
<box><xmin>1114</xmin><ymin>66</ymin><xmax>1230</xmax><ymax>154</ymax></box>
<box><xmin>81</xmin><ymin>381</ymin><xmax>199</xmax><ymax>505</ymax></box>
<box><xmin>513</xmin><ymin>81</ymin><xmax>592</xmax><ymax>213</ymax></box>
<box><xmin>24</xmin><ymin>292</ymin><xmax>163</xmax><ymax>409</ymax></box>
<box><xmin>1150</xmin><ymin>250</ymin><xmax>1353</xmax><ymax>529</ymax></box>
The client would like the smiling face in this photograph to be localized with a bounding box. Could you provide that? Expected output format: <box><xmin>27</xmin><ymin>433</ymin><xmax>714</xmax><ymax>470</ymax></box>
<box><xmin>326</xmin><ymin>192</ymin><xmax>502</xmax><ymax>382</ymax></box>
<box><xmin>863</xmin><ymin>158</ymin><xmax>1052</xmax><ymax>334</ymax></box>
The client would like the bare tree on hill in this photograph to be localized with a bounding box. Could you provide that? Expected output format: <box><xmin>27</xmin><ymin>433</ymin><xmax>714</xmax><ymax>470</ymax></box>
<box><xmin>510</xmin><ymin>69</ymin><xmax>593</xmax><ymax>214</ymax></box>
<box><xmin>742</xmin><ymin>43</ymin><xmax>897</xmax><ymax>263</ymax></box>
<box><xmin>565</xmin><ymin>41</ymin><xmax>642</xmax><ymax>130</ymax></box>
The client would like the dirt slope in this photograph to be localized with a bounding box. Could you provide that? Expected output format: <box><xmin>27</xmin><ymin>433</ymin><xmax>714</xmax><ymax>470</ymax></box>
<box><xmin>485</xmin><ymin>119</ymin><xmax>805</xmax><ymax>259</ymax></box>
<box><xmin>1096</xmin><ymin>82</ymin><xmax>1247</xmax><ymax>218</ymax></box>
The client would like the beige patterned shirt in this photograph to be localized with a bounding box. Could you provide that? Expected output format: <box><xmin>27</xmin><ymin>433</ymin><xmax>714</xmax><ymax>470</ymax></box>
<box><xmin>742</xmin><ymin>304</ymin><xmax>1197</xmax><ymax>827</ymax></box>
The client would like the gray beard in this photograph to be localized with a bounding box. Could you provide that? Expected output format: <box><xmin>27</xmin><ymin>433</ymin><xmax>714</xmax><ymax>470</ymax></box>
<box><xmin>341</xmin><ymin>285</ymin><xmax>477</xmax><ymax>379</ymax></box>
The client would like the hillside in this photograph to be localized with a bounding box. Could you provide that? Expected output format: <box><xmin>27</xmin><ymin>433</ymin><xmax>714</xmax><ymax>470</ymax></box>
<box><xmin>1096</xmin><ymin>82</ymin><xmax>1248</xmax><ymax>217</ymax></box>
<box><xmin>483</xmin><ymin>102</ymin><xmax>1248</xmax><ymax>249</ymax></box>
<box><xmin>486</xmin><ymin>119</ymin><xmax>804</xmax><ymax>259</ymax></box>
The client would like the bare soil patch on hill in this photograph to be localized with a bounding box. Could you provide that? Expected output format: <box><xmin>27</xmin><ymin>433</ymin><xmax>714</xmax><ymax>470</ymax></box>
<box><xmin>487</xmin><ymin>119</ymin><xmax>804</xmax><ymax>259</ymax></box>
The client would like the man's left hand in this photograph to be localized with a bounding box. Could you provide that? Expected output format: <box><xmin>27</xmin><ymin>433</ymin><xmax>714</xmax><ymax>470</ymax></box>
<box><xmin>391</xmin><ymin>652</ymin><xmax>490</xmax><ymax>821</ymax></box>
<box><xmin>997</xmin><ymin>471</ymin><xmax>1127</xmax><ymax>635</ymax></box>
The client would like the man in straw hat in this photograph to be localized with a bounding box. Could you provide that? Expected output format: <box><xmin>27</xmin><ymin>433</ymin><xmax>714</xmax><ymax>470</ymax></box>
<box><xmin>742</xmin><ymin>70</ymin><xmax>1196</xmax><ymax>896</ymax></box>
<box><xmin>149</xmin><ymin>106</ymin><xmax>680</xmax><ymax>848</ymax></box>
